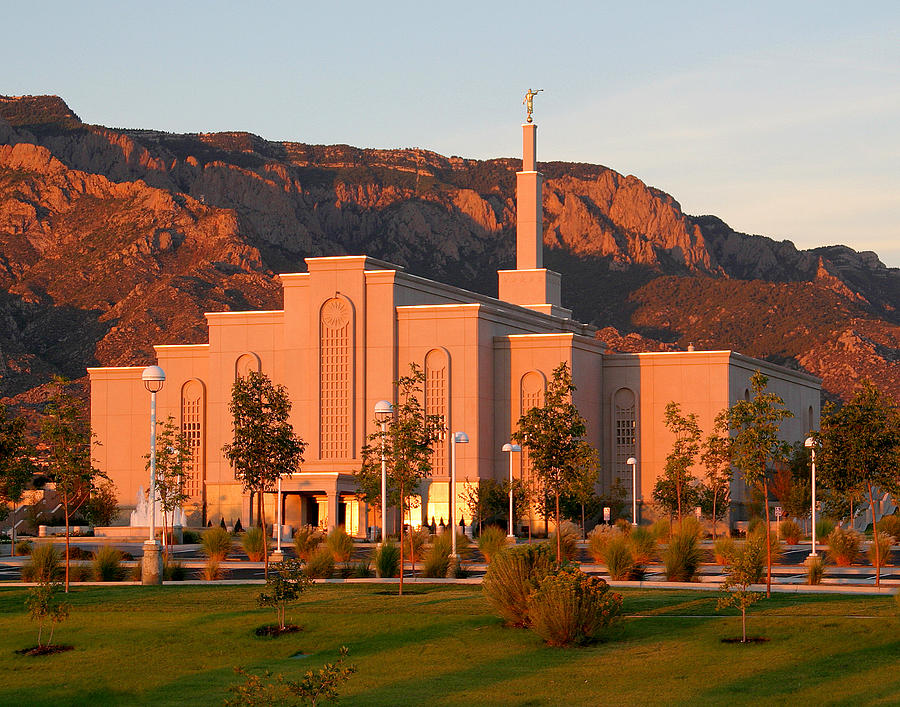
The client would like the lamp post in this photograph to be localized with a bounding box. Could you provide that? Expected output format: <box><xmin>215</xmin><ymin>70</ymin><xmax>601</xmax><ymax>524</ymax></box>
<box><xmin>273</xmin><ymin>475</ymin><xmax>284</xmax><ymax>560</ymax></box>
<box><xmin>502</xmin><ymin>443</ymin><xmax>521</xmax><ymax>538</ymax></box>
<box><xmin>450</xmin><ymin>431</ymin><xmax>469</xmax><ymax>560</ymax></box>
<box><xmin>626</xmin><ymin>457</ymin><xmax>638</xmax><ymax>526</ymax></box>
<box><xmin>141</xmin><ymin>365</ymin><xmax>165</xmax><ymax>585</ymax></box>
<box><xmin>374</xmin><ymin>400</ymin><xmax>393</xmax><ymax>545</ymax></box>
<box><xmin>805</xmin><ymin>437</ymin><xmax>818</xmax><ymax>558</ymax></box>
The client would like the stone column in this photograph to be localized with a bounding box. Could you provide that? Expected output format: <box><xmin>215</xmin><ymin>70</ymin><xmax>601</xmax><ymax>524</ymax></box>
<box><xmin>326</xmin><ymin>492</ymin><xmax>339</xmax><ymax>532</ymax></box>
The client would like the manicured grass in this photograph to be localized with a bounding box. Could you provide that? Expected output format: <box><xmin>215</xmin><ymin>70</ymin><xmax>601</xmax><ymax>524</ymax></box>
<box><xmin>0</xmin><ymin>583</ymin><xmax>898</xmax><ymax>706</ymax></box>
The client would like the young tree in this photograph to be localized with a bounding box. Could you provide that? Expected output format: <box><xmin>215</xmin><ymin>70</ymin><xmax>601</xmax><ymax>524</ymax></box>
<box><xmin>144</xmin><ymin>415</ymin><xmax>192</xmax><ymax>559</ymax></box>
<box><xmin>727</xmin><ymin>371</ymin><xmax>794</xmax><ymax>598</ymax></box>
<box><xmin>652</xmin><ymin>476</ymin><xmax>700</xmax><ymax>521</ymax></box>
<box><xmin>0</xmin><ymin>403</ymin><xmax>37</xmax><ymax>556</ymax></box>
<box><xmin>816</xmin><ymin>381</ymin><xmax>900</xmax><ymax>589</ymax></box>
<box><xmin>355</xmin><ymin>364</ymin><xmax>442</xmax><ymax>595</ymax></box>
<box><xmin>661</xmin><ymin>402</ymin><xmax>702</xmax><ymax>523</ymax></box>
<box><xmin>567</xmin><ymin>446</ymin><xmax>601</xmax><ymax>539</ymax></box>
<box><xmin>513</xmin><ymin>362</ymin><xmax>597</xmax><ymax>565</ymax></box>
<box><xmin>717</xmin><ymin>543</ymin><xmax>763</xmax><ymax>643</ymax></box>
<box><xmin>223</xmin><ymin>371</ymin><xmax>307</xmax><ymax>579</ymax></box>
<box><xmin>41</xmin><ymin>377</ymin><xmax>104</xmax><ymax>592</ymax></box>
<box><xmin>25</xmin><ymin>580</ymin><xmax>70</xmax><ymax>650</ymax></box>
<box><xmin>257</xmin><ymin>557</ymin><xmax>313</xmax><ymax>631</ymax></box>
<box><xmin>700</xmin><ymin>411</ymin><xmax>733</xmax><ymax>539</ymax></box>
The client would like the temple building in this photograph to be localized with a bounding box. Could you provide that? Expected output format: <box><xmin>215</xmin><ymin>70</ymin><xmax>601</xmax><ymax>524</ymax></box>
<box><xmin>89</xmin><ymin>116</ymin><xmax>821</xmax><ymax>536</ymax></box>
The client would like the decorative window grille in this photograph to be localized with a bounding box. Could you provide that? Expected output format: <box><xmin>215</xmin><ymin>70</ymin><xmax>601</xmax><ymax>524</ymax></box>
<box><xmin>520</xmin><ymin>371</ymin><xmax>545</xmax><ymax>485</ymax></box>
<box><xmin>613</xmin><ymin>388</ymin><xmax>636</xmax><ymax>489</ymax></box>
<box><xmin>425</xmin><ymin>349</ymin><xmax>449</xmax><ymax>477</ymax></box>
<box><xmin>320</xmin><ymin>297</ymin><xmax>353</xmax><ymax>459</ymax></box>
<box><xmin>181</xmin><ymin>380</ymin><xmax>205</xmax><ymax>500</ymax></box>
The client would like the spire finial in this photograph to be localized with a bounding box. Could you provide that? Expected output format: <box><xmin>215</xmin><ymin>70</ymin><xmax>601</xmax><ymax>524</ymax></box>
<box><xmin>523</xmin><ymin>88</ymin><xmax>543</xmax><ymax>123</ymax></box>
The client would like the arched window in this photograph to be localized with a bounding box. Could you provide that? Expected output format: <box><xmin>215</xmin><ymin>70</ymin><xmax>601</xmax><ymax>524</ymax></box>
<box><xmin>807</xmin><ymin>405</ymin><xmax>815</xmax><ymax>433</ymax></box>
<box><xmin>181</xmin><ymin>379</ymin><xmax>206</xmax><ymax>503</ymax></box>
<box><xmin>613</xmin><ymin>388</ymin><xmax>636</xmax><ymax>489</ymax></box>
<box><xmin>425</xmin><ymin>349</ymin><xmax>449</xmax><ymax>477</ymax></box>
<box><xmin>235</xmin><ymin>352</ymin><xmax>260</xmax><ymax>379</ymax></box>
<box><xmin>320</xmin><ymin>296</ymin><xmax>354</xmax><ymax>459</ymax></box>
<box><xmin>519</xmin><ymin>371</ymin><xmax>545</xmax><ymax>484</ymax></box>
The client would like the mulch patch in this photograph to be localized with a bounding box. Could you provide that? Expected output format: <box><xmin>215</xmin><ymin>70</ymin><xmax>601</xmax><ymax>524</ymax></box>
<box><xmin>721</xmin><ymin>637</ymin><xmax>770</xmax><ymax>644</ymax></box>
<box><xmin>254</xmin><ymin>624</ymin><xmax>301</xmax><ymax>637</ymax></box>
<box><xmin>15</xmin><ymin>644</ymin><xmax>74</xmax><ymax>657</ymax></box>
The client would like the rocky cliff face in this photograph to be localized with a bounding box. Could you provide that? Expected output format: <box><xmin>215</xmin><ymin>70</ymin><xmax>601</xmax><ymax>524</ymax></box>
<box><xmin>1</xmin><ymin>95</ymin><xmax>897</xmax><ymax>405</ymax></box>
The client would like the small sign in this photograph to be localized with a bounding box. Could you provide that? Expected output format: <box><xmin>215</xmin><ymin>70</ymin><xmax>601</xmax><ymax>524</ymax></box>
<box><xmin>694</xmin><ymin>506</ymin><xmax>702</xmax><ymax>519</ymax></box>
<box><xmin>603</xmin><ymin>507</ymin><xmax>611</xmax><ymax>522</ymax></box>
<box><xmin>775</xmin><ymin>506</ymin><xmax>783</xmax><ymax>519</ymax></box>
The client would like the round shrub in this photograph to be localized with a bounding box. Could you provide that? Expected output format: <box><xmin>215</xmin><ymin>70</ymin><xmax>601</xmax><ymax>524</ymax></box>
<box><xmin>200</xmin><ymin>527</ymin><xmax>233</xmax><ymax>561</ymax></box>
<box><xmin>663</xmin><ymin>528</ymin><xmax>702</xmax><ymax>582</ymax></box>
<box><xmin>293</xmin><ymin>526</ymin><xmax>323</xmax><ymax>561</ymax></box>
<box><xmin>779</xmin><ymin>519</ymin><xmax>802</xmax><ymax>545</ymax></box>
<box><xmin>527</xmin><ymin>566</ymin><xmax>623</xmax><ymax>646</ymax></box>
<box><xmin>305</xmin><ymin>545</ymin><xmax>335</xmax><ymax>579</ymax></box>
<box><xmin>827</xmin><ymin>526</ymin><xmax>861</xmax><ymax>566</ymax></box>
<box><xmin>326</xmin><ymin>526</ymin><xmax>354</xmax><ymax>563</ymax></box>
<box><xmin>93</xmin><ymin>546</ymin><xmax>125</xmax><ymax>581</ymax></box>
<box><xmin>374</xmin><ymin>541</ymin><xmax>400</xmax><ymax>578</ymax></box>
<box><xmin>478</xmin><ymin>525</ymin><xmax>509</xmax><ymax>564</ymax></box>
<box><xmin>482</xmin><ymin>542</ymin><xmax>555</xmax><ymax>627</ymax></box>
<box><xmin>22</xmin><ymin>543</ymin><xmax>60</xmax><ymax>582</ymax></box>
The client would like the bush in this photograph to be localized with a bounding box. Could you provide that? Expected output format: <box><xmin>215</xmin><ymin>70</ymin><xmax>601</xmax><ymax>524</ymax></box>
<box><xmin>604</xmin><ymin>535</ymin><xmax>635</xmax><ymax>580</ymax></box>
<box><xmin>203</xmin><ymin>557</ymin><xmax>227</xmax><ymax>581</ymax></box>
<box><xmin>868</xmin><ymin>533</ymin><xmax>894</xmax><ymax>568</ymax></box>
<box><xmin>587</xmin><ymin>525</ymin><xmax>621</xmax><ymax>564</ymax></box>
<box><xmin>807</xmin><ymin>555</ymin><xmax>825</xmax><ymax>585</ymax></box>
<box><xmin>242</xmin><ymin>527</ymin><xmax>267</xmax><ymax>562</ymax></box>
<box><xmin>482</xmin><ymin>542</ymin><xmax>555</xmax><ymax>627</ymax></box>
<box><xmin>779</xmin><ymin>519</ymin><xmax>802</xmax><ymax>545</ymax></box>
<box><xmin>741</xmin><ymin>534</ymin><xmax>767</xmax><ymax>583</ymax></box>
<box><xmin>305</xmin><ymin>546</ymin><xmax>335</xmax><ymax>579</ymax></box>
<box><xmin>69</xmin><ymin>563</ymin><xmax>93</xmax><ymax>582</ymax></box>
<box><xmin>478</xmin><ymin>526</ymin><xmax>508</xmax><ymax>564</ymax></box>
<box><xmin>663</xmin><ymin>527</ymin><xmax>702</xmax><ymax>581</ymax></box>
<box><xmin>674</xmin><ymin>515</ymin><xmax>704</xmax><ymax>539</ymax></box>
<box><xmin>714</xmin><ymin>536</ymin><xmax>736</xmax><ymax>565</ymax></box>
<box><xmin>351</xmin><ymin>560</ymin><xmax>373</xmax><ymax>578</ymax></box>
<box><xmin>374</xmin><ymin>542</ymin><xmax>400</xmax><ymax>578</ymax></box>
<box><xmin>527</xmin><ymin>566</ymin><xmax>623</xmax><ymax>646</ymax></box>
<box><xmin>22</xmin><ymin>544</ymin><xmax>61</xmax><ymax>583</ymax></box>
<box><xmin>876</xmin><ymin>514</ymin><xmax>900</xmax><ymax>541</ymax></box>
<box><xmin>422</xmin><ymin>534</ymin><xmax>452</xmax><ymax>578</ymax></box>
<box><xmin>325</xmin><ymin>527</ymin><xmax>354</xmax><ymax>563</ymax></box>
<box><xmin>15</xmin><ymin>539</ymin><xmax>33</xmax><ymax>555</ymax></box>
<box><xmin>201</xmin><ymin>527</ymin><xmax>233</xmax><ymax>561</ymax></box>
<box><xmin>548</xmin><ymin>521</ymin><xmax>580</xmax><ymax>562</ymax></box>
<box><xmin>827</xmin><ymin>527</ymin><xmax>861</xmax><ymax>566</ymax></box>
<box><xmin>614</xmin><ymin>518</ymin><xmax>632</xmax><ymax>534</ymax></box>
<box><xmin>406</xmin><ymin>527</ymin><xmax>430</xmax><ymax>568</ymax></box>
<box><xmin>650</xmin><ymin>518</ymin><xmax>671</xmax><ymax>543</ymax></box>
<box><xmin>816</xmin><ymin>517</ymin><xmax>836</xmax><ymax>541</ymax></box>
<box><xmin>181</xmin><ymin>529</ymin><xmax>201</xmax><ymax>544</ymax></box>
<box><xmin>93</xmin><ymin>546</ymin><xmax>125</xmax><ymax>581</ymax></box>
<box><xmin>747</xmin><ymin>517</ymin><xmax>766</xmax><ymax>536</ymax></box>
<box><xmin>163</xmin><ymin>558</ymin><xmax>186</xmax><ymax>581</ymax></box>
<box><xmin>627</xmin><ymin>527</ymin><xmax>656</xmax><ymax>566</ymax></box>
<box><xmin>293</xmin><ymin>526</ymin><xmax>323</xmax><ymax>561</ymax></box>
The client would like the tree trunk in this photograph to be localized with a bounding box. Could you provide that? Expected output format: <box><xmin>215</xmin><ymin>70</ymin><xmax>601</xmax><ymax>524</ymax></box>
<box><xmin>741</xmin><ymin>606</ymin><xmax>746</xmax><ymax>643</ymax></box>
<box><xmin>764</xmin><ymin>478</ymin><xmax>772</xmax><ymax>599</ymax></box>
<box><xmin>398</xmin><ymin>484</ymin><xmax>404</xmax><ymax>596</ymax></box>
<box><xmin>712</xmin><ymin>490</ymin><xmax>718</xmax><ymax>540</ymax></box>
<box><xmin>867</xmin><ymin>482</ymin><xmax>881</xmax><ymax>589</ymax></box>
<box><xmin>676</xmin><ymin>481</ymin><xmax>682</xmax><ymax>525</ymax></box>
<box><xmin>260</xmin><ymin>489</ymin><xmax>269</xmax><ymax>580</ymax></box>
<box><xmin>257</xmin><ymin>492</ymin><xmax>263</xmax><ymax>529</ymax></box>
<box><xmin>555</xmin><ymin>492</ymin><xmax>561</xmax><ymax>566</ymax></box>
<box><xmin>581</xmin><ymin>502</ymin><xmax>585</xmax><ymax>541</ymax></box>
<box><xmin>409</xmin><ymin>524</ymin><xmax>416</xmax><ymax>577</ymax></box>
<box><xmin>64</xmin><ymin>502</ymin><xmax>70</xmax><ymax>593</ymax></box>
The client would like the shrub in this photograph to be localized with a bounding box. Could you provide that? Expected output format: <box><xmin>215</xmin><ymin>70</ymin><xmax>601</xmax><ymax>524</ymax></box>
<box><xmin>816</xmin><ymin>517</ymin><xmax>836</xmax><ymax>541</ymax></box>
<box><xmin>741</xmin><ymin>534</ymin><xmax>768</xmax><ymax>583</ymax></box>
<box><xmin>69</xmin><ymin>564</ymin><xmax>93</xmax><ymax>582</ymax></box>
<box><xmin>181</xmin><ymin>529</ymin><xmax>201</xmax><ymax>544</ymax></box>
<box><xmin>478</xmin><ymin>526</ymin><xmax>509</xmax><ymax>564</ymax></box>
<box><xmin>604</xmin><ymin>535</ymin><xmax>635</xmax><ymax>580</ymax></box>
<box><xmin>15</xmin><ymin>539</ymin><xmax>33</xmax><ymax>555</ymax></box>
<box><xmin>305</xmin><ymin>546</ymin><xmax>335</xmax><ymax>579</ymax></box>
<box><xmin>201</xmin><ymin>527</ymin><xmax>233</xmax><ymax>561</ymax></box>
<box><xmin>627</xmin><ymin>527</ymin><xmax>656</xmax><ymax>566</ymax></box>
<box><xmin>827</xmin><ymin>527</ymin><xmax>861</xmax><ymax>566</ymax></box>
<box><xmin>876</xmin><ymin>514</ymin><xmax>900</xmax><ymax>541</ymax></box>
<box><xmin>374</xmin><ymin>542</ymin><xmax>400</xmax><ymax>578</ymax></box>
<box><xmin>203</xmin><ymin>557</ymin><xmax>227</xmax><ymax>581</ymax></box>
<box><xmin>807</xmin><ymin>556</ymin><xmax>825</xmax><ymax>585</ymax></box>
<box><xmin>351</xmin><ymin>560</ymin><xmax>373</xmax><ymax>578</ymax></box>
<box><xmin>747</xmin><ymin>517</ymin><xmax>766</xmax><ymax>536</ymax></box>
<box><xmin>663</xmin><ymin>527</ymin><xmax>702</xmax><ymax>581</ymax></box>
<box><xmin>242</xmin><ymin>527</ymin><xmax>267</xmax><ymax>562</ymax></box>
<box><xmin>614</xmin><ymin>518</ymin><xmax>632</xmax><ymax>534</ymax></box>
<box><xmin>406</xmin><ymin>527</ymin><xmax>430</xmax><ymax>569</ymax></box>
<box><xmin>325</xmin><ymin>527</ymin><xmax>354</xmax><ymax>563</ymax></box>
<box><xmin>587</xmin><ymin>525</ymin><xmax>621</xmax><ymax>563</ymax></box>
<box><xmin>422</xmin><ymin>533</ymin><xmax>452</xmax><ymax>578</ymax></box>
<box><xmin>674</xmin><ymin>515</ymin><xmax>704</xmax><ymax>539</ymax></box>
<box><xmin>868</xmin><ymin>533</ymin><xmax>895</xmax><ymax>568</ymax></box>
<box><xmin>93</xmin><ymin>546</ymin><xmax>125</xmax><ymax>581</ymax></box>
<box><xmin>22</xmin><ymin>544</ymin><xmax>61</xmax><ymax>583</ymax></box>
<box><xmin>482</xmin><ymin>542</ymin><xmax>555</xmax><ymax>627</ymax></box>
<box><xmin>257</xmin><ymin>558</ymin><xmax>312</xmax><ymax>630</ymax></box>
<box><xmin>714</xmin><ymin>536</ymin><xmax>736</xmax><ymax>565</ymax></box>
<box><xmin>292</xmin><ymin>526</ymin><xmax>323</xmax><ymax>561</ymax></box>
<box><xmin>163</xmin><ymin>558</ymin><xmax>186</xmax><ymax>581</ymax></box>
<box><xmin>527</xmin><ymin>566</ymin><xmax>623</xmax><ymax>646</ymax></box>
<box><xmin>650</xmin><ymin>518</ymin><xmax>671</xmax><ymax>543</ymax></box>
<box><xmin>549</xmin><ymin>521</ymin><xmax>580</xmax><ymax>562</ymax></box>
<box><xmin>779</xmin><ymin>519</ymin><xmax>802</xmax><ymax>545</ymax></box>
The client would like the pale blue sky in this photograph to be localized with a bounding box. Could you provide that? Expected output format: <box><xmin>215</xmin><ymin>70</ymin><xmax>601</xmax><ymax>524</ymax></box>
<box><xmin>4</xmin><ymin>1</ymin><xmax>899</xmax><ymax>266</ymax></box>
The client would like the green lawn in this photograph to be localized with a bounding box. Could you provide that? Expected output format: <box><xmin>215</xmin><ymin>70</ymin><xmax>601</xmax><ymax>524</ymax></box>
<box><xmin>0</xmin><ymin>583</ymin><xmax>898</xmax><ymax>706</ymax></box>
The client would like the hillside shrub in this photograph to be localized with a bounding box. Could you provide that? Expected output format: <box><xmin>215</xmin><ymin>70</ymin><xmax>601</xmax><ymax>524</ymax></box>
<box><xmin>293</xmin><ymin>526</ymin><xmax>323</xmax><ymax>561</ymax></box>
<box><xmin>714</xmin><ymin>536</ymin><xmax>736</xmax><ymax>565</ymax></box>
<box><xmin>305</xmin><ymin>546</ymin><xmax>335</xmax><ymax>579</ymax></box>
<box><xmin>242</xmin><ymin>527</ymin><xmax>267</xmax><ymax>562</ymax></box>
<box><xmin>827</xmin><ymin>527</ymin><xmax>861</xmax><ymax>566</ymax></box>
<box><xmin>876</xmin><ymin>514</ymin><xmax>900</xmax><ymax>541</ymax></box>
<box><xmin>549</xmin><ymin>521</ymin><xmax>580</xmax><ymax>562</ymax></box>
<box><xmin>374</xmin><ymin>542</ymin><xmax>400</xmax><ymax>578</ymax></box>
<box><xmin>93</xmin><ymin>546</ymin><xmax>125</xmax><ymax>581</ymax></box>
<box><xmin>604</xmin><ymin>535</ymin><xmax>635</xmax><ymax>580</ymax></box>
<box><xmin>201</xmin><ymin>527</ymin><xmax>233</xmax><ymax>561</ymax></box>
<box><xmin>326</xmin><ymin>527</ymin><xmax>354</xmax><ymax>563</ymax></box>
<box><xmin>482</xmin><ymin>542</ymin><xmax>555</xmax><ymax>627</ymax></box>
<box><xmin>478</xmin><ymin>526</ymin><xmax>508</xmax><ymax>564</ymax></box>
<box><xmin>779</xmin><ymin>519</ymin><xmax>802</xmax><ymax>545</ymax></box>
<box><xmin>527</xmin><ymin>566</ymin><xmax>623</xmax><ymax>646</ymax></box>
<box><xmin>22</xmin><ymin>544</ymin><xmax>60</xmax><ymax>583</ymax></box>
<box><xmin>868</xmin><ymin>533</ymin><xmax>894</xmax><ymax>568</ymax></box>
<box><xmin>663</xmin><ymin>527</ymin><xmax>702</xmax><ymax>581</ymax></box>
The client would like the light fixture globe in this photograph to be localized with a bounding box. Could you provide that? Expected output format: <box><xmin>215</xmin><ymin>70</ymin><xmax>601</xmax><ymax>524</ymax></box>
<box><xmin>374</xmin><ymin>399</ymin><xmax>393</xmax><ymax>422</ymax></box>
<box><xmin>804</xmin><ymin>437</ymin><xmax>815</xmax><ymax>448</ymax></box>
<box><xmin>454</xmin><ymin>432</ymin><xmax>469</xmax><ymax>444</ymax></box>
<box><xmin>141</xmin><ymin>365</ymin><xmax>166</xmax><ymax>393</ymax></box>
<box><xmin>502</xmin><ymin>443</ymin><xmax>522</xmax><ymax>452</ymax></box>
<box><xmin>626</xmin><ymin>457</ymin><xmax>637</xmax><ymax>466</ymax></box>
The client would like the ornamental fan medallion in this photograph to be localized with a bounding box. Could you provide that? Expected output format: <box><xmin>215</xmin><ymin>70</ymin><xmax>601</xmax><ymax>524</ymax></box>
<box><xmin>322</xmin><ymin>298</ymin><xmax>350</xmax><ymax>329</ymax></box>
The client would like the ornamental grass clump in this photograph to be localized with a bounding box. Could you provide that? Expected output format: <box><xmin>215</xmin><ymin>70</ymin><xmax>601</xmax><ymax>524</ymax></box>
<box><xmin>292</xmin><ymin>526</ymin><xmax>323</xmax><ymax>561</ymax></box>
<box><xmin>92</xmin><ymin>546</ymin><xmax>125</xmax><ymax>582</ymax></box>
<box><xmin>527</xmin><ymin>566</ymin><xmax>623</xmax><ymax>646</ymax></box>
<box><xmin>203</xmin><ymin>558</ymin><xmax>227</xmax><ymax>581</ymax></box>
<box><xmin>816</xmin><ymin>517</ymin><xmax>836</xmax><ymax>541</ymax></box>
<box><xmin>241</xmin><ymin>527</ymin><xmax>267</xmax><ymax>562</ymax></box>
<box><xmin>15</xmin><ymin>539</ymin><xmax>33</xmax><ymax>555</ymax></box>
<box><xmin>422</xmin><ymin>533</ymin><xmax>452</xmax><ymax>578</ymax></box>
<box><xmin>163</xmin><ymin>557</ymin><xmax>186</xmax><ymax>581</ymax></box>
<box><xmin>478</xmin><ymin>525</ymin><xmax>509</xmax><ymax>564</ymax></box>
<box><xmin>587</xmin><ymin>525</ymin><xmax>620</xmax><ymax>564</ymax></box>
<box><xmin>650</xmin><ymin>518</ymin><xmax>671</xmax><ymax>543</ymax></box>
<box><xmin>714</xmin><ymin>536</ymin><xmax>736</xmax><ymax>565</ymax></box>
<box><xmin>325</xmin><ymin>526</ymin><xmax>354</xmax><ymax>563</ymax></box>
<box><xmin>876</xmin><ymin>514</ymin><xmax>900</xmax><ymax>541</ymax></box>
<box><xmin>868</xmin><ymin>533</ymin><xmax>894</xmax><ymax>568</ymax></box>
<box><xmin>549</xmin><ymin>521</ymin><xmax>580</xmax><ymax>562</ymax></box>
<box><xmin>482</xmin><ymin>542</ymin><xmax>555</xmax><ymax>627</ymax></box>
<box><xmin>305</xmin><ymin>546</ymin><xmax>335</xmax><ymax>579</ymax></box>
<box><xmin>826</xmin><ymin>526</ymin><xmax>861</xmax><ymax>566</ymax></box>
<box><xmin>663</xmin><ymin>526</ymin><xmax>703</xmax><ymax>582</ymax></box>
<box><xmin>374</xmin><ymin>541</ymin><xmax>400</xmax><ymax>578</ymax></box>
<box><xmin>627</xmin><ymin>526</ymin><xmax>656</xmax><ymax>566</ymax></box>
<box><xmin>807</xmin><ymin>555</ymin><xmax>826</xmax><ymax>585</ymax></box>
<box><xmin>201</xmin><ymin>527</ymin><xmax>233</xmax><ymax>562</ymax></box>
<box><xmin>779</xmin><ymin>519</ymin><xmax>802</xmax><ymax>545</ymax></box>
<box><xmin>22</xmin><ymin>543</ymin><xmax>61</xmax><ymax>583</ymax></box>
<box><xmin>603</xmin><ymin>534</ymin><xmax>635</xmax><ymax>581</ymax></box>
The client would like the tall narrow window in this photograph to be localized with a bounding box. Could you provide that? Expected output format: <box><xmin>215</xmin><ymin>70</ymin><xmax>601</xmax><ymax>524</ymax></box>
<box><xmin>613</xmin><ymin>388</ymin><xmax>636</xmax><ymax>489</ymax></box>
<box><xmin>320</xmin><ymin>297</ymin><xmax>353</xmax><ymax>459</ymax></box>
<box><xmin>425</xmin><ymin>349</ymin><xmax>449</xmax><ymax>477</ymax></box>
<box><xmin>519</xmin><ymin>371</ymin><xmax>545</xmax><ymax>485</ymax></box>
<box><xmin>181</xmin><ymin>380</ymin><xmax>205</xmax><ymax>503</ymax></box>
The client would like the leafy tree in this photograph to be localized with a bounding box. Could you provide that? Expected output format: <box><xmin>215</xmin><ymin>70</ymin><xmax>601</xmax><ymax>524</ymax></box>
<box><xmin>661</xmin><ymin>402</ymin><xmax>702</xmax><ymax>523</ymax></box>
<box><xmin>82</xmin><ymin>480</ymin><xmax>120</xmax><ymax>529</ymax></box>
<box><xmin>727</xmin><ymin>371</ymin><xmax>794</xmax><ymax>598</ymax></box>
<box><xmin>513</xmin><ymin>362</ymin><xmax>597</xmax><ymax>565</ymax></box>
<box><xmin>0</xmin><ymin>403</ymin><xmax>36</xmax><ymax>556</ymax></box>
<box><xmin>566</xmin><ymin>446</ymin><xmax>601</xmax><ymax>539</ymax></box>
<box><xmin>460</xmin><ymin>477</ymin><xmax>530</xmax><ymax>534</ymax></box>
<box><xmin>355</xmin><ymin>363</ymin><xmax>442</xmax><ymax>594</ymax></box>
<box><xmin>25</xmin><ymin>580</ymin><xmax>70</xmax><ymax>649</ymax></box>
<box><xmin>652</xmin><ymin>476</ymin><xmax>700</xmax><ymax>520</ymax></box>
<box><xmin>257</xmin><ymin>557</ymin><xmax>312</xmax><ymax>631</ymax></box>
<box><xmin>223</xmin><ymin>371</ymin><xmax>307</xmax><ymax>579</ymax></box>
<box><xmin>700</xmin><ymin>411</ymin><xmax>733</xmax><ymax>538</ymax></box>
<box><xmin>717</xmin><ymin>543</ymin><xmax>763</xmax><ymax>643</ymax></box>
<box><xmin>815</xmin><ymin>381</ymin><xmax>900</xmax><ymax>589</ymax></box>
<box><xmin>41</xmin><ymin>377</ymin><xmax>104</xmax><ymax>592</ymax></box>
<box><xmin>144</xmin><ymin>415</ymin><xmax>192</xmax><ymax>558</ymax></box>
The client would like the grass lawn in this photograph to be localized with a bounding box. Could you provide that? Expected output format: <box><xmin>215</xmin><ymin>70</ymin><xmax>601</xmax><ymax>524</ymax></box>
<box><xmin>0</xmin><ymin>583</ymin><xmax>898</xmax><ymax>706</ymax></box>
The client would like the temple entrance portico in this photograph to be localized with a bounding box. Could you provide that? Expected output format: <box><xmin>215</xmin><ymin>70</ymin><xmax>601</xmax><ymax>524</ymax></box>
<box><xmin>262</xmin><ymin>473</ymin><xmax>366</xmax><ymax>538</ymax></box>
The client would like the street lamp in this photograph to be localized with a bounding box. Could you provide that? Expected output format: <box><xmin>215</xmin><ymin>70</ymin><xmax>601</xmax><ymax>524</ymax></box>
<box><xmin>502</xmin><ymin>443</ymin><xmax>521</xmax><ymax>538</ymax></box>
<box><xmin>805</xmin><ymin>437</ymin><xmax>818</xmax><ymax>558</ymax></box>
<box><xmin>141</xmin><ymin>365</ymin><xmax>165</xmax><ymax>585</ymax></box>
<box><xmin>274</xmin><ymin>475</ymin><xmax>284</xmax><ymax>559</ymax></box>
<box><xmin>626</xmin><ymin>457</ymin><xmax>638</xmax><ymax>526</ymax></box>
<box><xmin>374</xmin><ymin>400</ymin><xmax>393</xmax><ymax>545</ymax></box>
<box><xmin>450</xmin><ymin>431</ymin><xmax>469</xmax><ymax>560</ymax></box>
